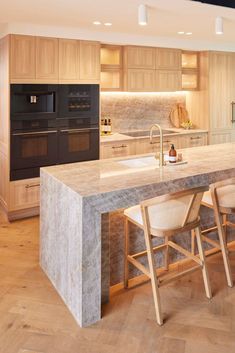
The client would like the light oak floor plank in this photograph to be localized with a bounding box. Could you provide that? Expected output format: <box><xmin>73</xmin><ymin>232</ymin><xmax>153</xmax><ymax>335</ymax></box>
<box><xmin>0</xmin><ymin>208</ymin><xmax>235</xmax><ymax>353</ymax></box>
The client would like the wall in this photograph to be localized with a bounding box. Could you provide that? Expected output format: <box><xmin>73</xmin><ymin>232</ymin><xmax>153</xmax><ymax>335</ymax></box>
<box><xmin>101</xmin><ymin>92</ymin><xmax>186</xmax><ymax>132</ymax></box>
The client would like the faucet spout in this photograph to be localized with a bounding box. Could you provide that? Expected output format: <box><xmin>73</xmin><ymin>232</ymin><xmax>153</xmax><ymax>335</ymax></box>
<box><xmin>149</xmin><ymin>124</ymin><xmax>165</xmax><ymax>167</ymax></box>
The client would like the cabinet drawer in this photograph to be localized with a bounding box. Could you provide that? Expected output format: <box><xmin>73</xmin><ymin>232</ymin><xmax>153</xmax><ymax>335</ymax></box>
<box><xmin>135</xmin><ymin>136</ymin><xmax>179</xmax><ymax>155</ymax></box>
<box><xmin>179</xmin><ymin>134</ymin><xmax>208</xmax><ymax>148</ymax></box>
<box><xmin>100</xmin><ymin>142</ymin><xmax>136</xmax><ymax>159</ymax></box>
<box><xmin>9</xmin><ymin>178</ymin><xmax>40</xmax><ymax>211</ymax></box>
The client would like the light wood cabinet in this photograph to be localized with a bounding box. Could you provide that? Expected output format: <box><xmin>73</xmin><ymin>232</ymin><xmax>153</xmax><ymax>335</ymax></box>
<box><xmin>124</xmin><ymin>46</ymin><xmax>155</xmax><ymax>69</ymax></box>
<box><xmin>156</xmin><ymin>48</ymin><xmax>181</xmax><ymax>70</ymax></box>
<box><xmin>101</xmin><ymin>45</ymin><xmax>123</xmax><ymax>91</ymax></box>
<box><xmin>124</xmin><ymin>69</ymin><xmax>155</xmax><ymax>92</ymax></box>
<box><xmin>178</xmin><ymin>133</ymin><xmax>208</xmax><ymax>148</ymax></box>
<box><xmin>10</xmin><ymin>34</ymin><xmax>36</xmax><ymax>80</ymax></box>
<box><xmin>100</xmin><ymin>141</ymin><xmax>136</xmax><ymax>159</ymax></box>
<box><xmin>135</xmin><ymin>136</ymin><xmax>179</xmax><ymax>155</ymax></box>
<box><xmin>100</xmin><ymin>133</ymin><xmax>208</xmax><ymax>159</ymax></box>
<box><xmin>101</xmin><ymin>45</ymin><xmax>122</xmax><ymax>69</ymax></box>
<box><xmin>9</xmin><ymin>178</ymin><xmax>40</xmax><ymax>211</ymax></box>
<box><xmin>79</xmin><ymin>40</ymin><xmax>100</xmax><ymax>81</ymax></box>
<box><xmin>186</xmin><ymin>51</ymin><xmax>235</xmax><ymax>144</ymax></box>
<box><xmin>59</xmin><ymin>39</ymin><xmax>79</xmax><ymax>81</ymax></box>
<box><xmin>209</xmin><ymin>52</ymin><xmax>235</xmax><ymax>130</ymax></box>
<box><xmin>36</xmin><ymin>37</ymin><xmax>59</xmax><ymax>81</ymax></box>
<box><xmin>209</xmin><ymin>130</ymin><xmax>232</xmax><ymax>145</ymax></box>
<box><xmin>156</xmin><ymin>70</ymin><xmax>181</xmax><ymax>92</ymax></box>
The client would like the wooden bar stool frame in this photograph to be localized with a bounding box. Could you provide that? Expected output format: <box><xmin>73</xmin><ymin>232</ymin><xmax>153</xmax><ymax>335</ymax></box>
<box><xmin>197</xmin><ymin>177</ymin><xmax>235</xmax><ymax>288</ymax></box>
<box><xmin>124</xmin><ymin>186</ymin><xmax>212</xmax><ymax>326</ymax></box>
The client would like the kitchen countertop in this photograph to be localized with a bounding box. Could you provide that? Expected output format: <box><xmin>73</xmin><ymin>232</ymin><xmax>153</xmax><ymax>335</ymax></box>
<box><xmin>100</xmin><ymin>128</ymin><xmax>208</xmax><ymax>143</ymax></box>
<box><xmin>40</xmin><ymin>143</ymin><xmax>235</xmax><ymax>328</ymax></box>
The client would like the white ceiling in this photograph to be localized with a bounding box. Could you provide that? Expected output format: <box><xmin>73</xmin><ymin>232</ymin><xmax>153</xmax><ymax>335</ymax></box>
<box><xmin>1</xmin><ymin>0</ymin><xmax>235</xmax><ymax>50</ymax></box>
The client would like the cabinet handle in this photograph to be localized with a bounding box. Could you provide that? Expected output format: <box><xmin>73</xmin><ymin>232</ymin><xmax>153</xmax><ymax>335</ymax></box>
<box><xmin>190</xmin><ymin>136</ymin><xmax>202</xmax><ymax>140</ymax></box>
<box><xmin>232</xmin><ymin>102</ymin><xmax>235</xmax><ymax>123</ymax></box>
<box><xmin>150</xmin><ymin>140</ymin><xmax>171</xmax><ymax>145</ymax></box>
<box><xmin>25</xmin><ymin>183</ymin><xmax>40</xmax><ymax>189</ymax></box>
<box><xmin>112</xmin><ymin>144</ymin><xmax>128</xmax><ymax>149</ymax></box>
<box><xmin>12</xmin><ymin>130</ymin><xmax>57</xmax><ymax>136</ymax></box>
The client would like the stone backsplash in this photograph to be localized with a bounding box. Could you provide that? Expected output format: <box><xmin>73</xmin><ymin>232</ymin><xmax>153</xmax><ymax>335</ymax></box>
<box><xmin>101</xmin><ymin>92</ymin><xmax>186</xmax><ymax>132</ymax></box>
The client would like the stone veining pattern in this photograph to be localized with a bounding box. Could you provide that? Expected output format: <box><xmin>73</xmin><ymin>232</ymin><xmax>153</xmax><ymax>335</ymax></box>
<box><xmin>40</xmin><ymin>143</ymin><xmax>235</xmax><ymax>328</ymax></box>
<box><xmin>101</xmin><ymin>92</ymin><xmax>186</xmax><ymax>132</ymax></box>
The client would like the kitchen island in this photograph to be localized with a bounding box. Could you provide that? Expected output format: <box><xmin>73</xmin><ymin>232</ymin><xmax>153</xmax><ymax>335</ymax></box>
<box><xmin>40</xmin><ymin>143</ymin><xmax>235</xmax><ymax>327</ymax></box>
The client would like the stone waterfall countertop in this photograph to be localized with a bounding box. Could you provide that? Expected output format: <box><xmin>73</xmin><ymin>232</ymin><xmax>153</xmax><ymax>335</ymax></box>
<box><xmin>100</xmin><ymin>128</ymin><xmax>208</xmax><ymax>144</ymax></box>
<box><xmin>41</xmin><ymin>143</ymin><xmax>233</xmax><ymax>199</ymax></box>
<box><xmin>40</xmin><ymin>142</ymin><xmax>235</xmax><ymax>328</ymax></box>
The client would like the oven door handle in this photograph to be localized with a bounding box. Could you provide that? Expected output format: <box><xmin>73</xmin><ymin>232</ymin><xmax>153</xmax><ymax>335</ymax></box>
<box><xmin>12</xmin><ymin>130</ymin><xmax>57</xmax><ymax>136</ymax></box>
<box><xmin>60</xmin><ymin>127</ymin><xmax>99</xmax><ymax>133</ymax></box>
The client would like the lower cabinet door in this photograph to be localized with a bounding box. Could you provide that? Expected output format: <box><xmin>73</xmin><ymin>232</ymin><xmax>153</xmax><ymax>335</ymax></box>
<box><xmin>179</xmin><ymin>133</ymin><xmax>208</xmax><ymax>148</ymax></box>
<box><xmin>100</xmin><ymin>141</ymin><xmax>136</xmax><ymax>159</ymax></box>
<box><xmin>9</xmin><ymin>178</ymin><xmax>40</xmax><ymax>211</ymax></box>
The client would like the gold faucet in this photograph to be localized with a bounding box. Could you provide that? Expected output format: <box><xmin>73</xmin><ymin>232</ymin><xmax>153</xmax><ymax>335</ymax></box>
<box><xmin>150</xmin><ymin>124</ymin><xmax>165</xmax><ymax>167</ymax></box>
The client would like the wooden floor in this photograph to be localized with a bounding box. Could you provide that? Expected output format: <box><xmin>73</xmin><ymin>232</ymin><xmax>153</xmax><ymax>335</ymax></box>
<box><xmin>1</xmin><ymin>210</ymin><xmax>235</xmax><ymax>353</ymax></box>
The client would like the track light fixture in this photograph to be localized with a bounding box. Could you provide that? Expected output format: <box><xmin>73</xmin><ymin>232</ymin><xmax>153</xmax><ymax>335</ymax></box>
<box><xmin>215</xmin><ymin>16</ymin><xmax>223</xmax><ymax>35</ymax></box>
<box><xmin>138</xmin><ymin>4</ymin><xmax>148</xmax><ymax>26</ymax></box>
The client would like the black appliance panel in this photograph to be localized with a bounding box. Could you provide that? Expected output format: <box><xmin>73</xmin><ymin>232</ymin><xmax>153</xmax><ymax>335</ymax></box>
<box><xmin>11</xmin><ymin>84</ymin><xmax>58</xmax><ymax>120</ymax></box>
<box><xmin>58</xmin><ymin>126</ymin><xmax>99</xmax><ymax>164</ymax></box>
<box><xmin>10</xmin><ymin>119</ymin><xmax>58</xmax><ymax>180</ymax></box>
<box><xmin>58</xmin><ymin>84</ymin><xmax>99</xmax><ymax>120</ymax></box>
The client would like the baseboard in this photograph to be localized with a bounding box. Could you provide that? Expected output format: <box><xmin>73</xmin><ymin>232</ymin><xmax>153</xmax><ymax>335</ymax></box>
<box><xmin>8</xmin><ymin>206</ymin><xmax>40</xmax><ymax>221</ymax></box>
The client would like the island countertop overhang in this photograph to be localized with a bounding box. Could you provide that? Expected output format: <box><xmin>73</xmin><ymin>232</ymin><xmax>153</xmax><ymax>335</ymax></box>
<box><xmin>41</xmin><ymin>143</ymin><xmax>235</xmax><ymax>200</ymax></box>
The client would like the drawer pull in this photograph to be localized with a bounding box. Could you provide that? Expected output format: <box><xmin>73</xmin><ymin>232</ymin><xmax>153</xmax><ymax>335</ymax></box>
<box><xmin>150</xmin><ymin>140</ymin><xmax>171</xmax><ymax>144</ymax></box>
<box><xmin>112</xmin><ymin>144</ymin><xmax>128</xmax><ymax>149</ymax></box>
<box><xmin>25</xmin><ymin>183</ymin><xmax>40</xmax><ymax>189</ymax></box>
<box><xmin>190</xmin><ymin>136</ymin><xmax>202</xmax><ymax>140</ymax></box>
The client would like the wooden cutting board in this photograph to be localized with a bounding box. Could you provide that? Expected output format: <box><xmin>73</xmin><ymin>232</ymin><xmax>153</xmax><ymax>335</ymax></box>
<box><xmin>169</xmin><ymin>103</ymin><xmax>189</xmax><ymax>128</ymax></box>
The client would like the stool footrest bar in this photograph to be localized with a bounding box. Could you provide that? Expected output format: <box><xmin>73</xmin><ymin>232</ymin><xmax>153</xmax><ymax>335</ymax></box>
<box><xmin>168</xmin><ymin>240</ymin><xmax>203</xmax><ymax>266</ymax></box>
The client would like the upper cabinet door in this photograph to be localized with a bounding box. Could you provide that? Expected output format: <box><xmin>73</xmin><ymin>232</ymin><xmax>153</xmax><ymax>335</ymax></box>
<box><xmin>156</xmin><ymin>48</ymin><xmax>181</xmax><ymax>70</ymax></box>
<box><xmin>126</xmin><ymin>69</ymin><xmax>155</xmax><ymax>91</ymax></box>
<box><xmin>125</xmin><ymin>46</ymin><xmax>155</xmax><ymax>69</ymax></box>
<box><xmin>79</xmin><ymin>41</ymin><xmax>100</xmax><ymax>81</ymax></box>
<box><xmin>156</xmin><ymin>70</ymin><xmax>182</xmax><ymax>92</ymax></box>
<box><xmin>10</xmin><ymin>35</ymin><xmax>36</xmax><ymax>80</ymax></box>
<box><xmin>36</xmin><ymin>37</ymin><xmax>59</xmax><ymax>81</ymax></box>
<box><xmin>59</xmin><ymin>39</ymin><xmax>79</xmax><ymax>81</ymax></box>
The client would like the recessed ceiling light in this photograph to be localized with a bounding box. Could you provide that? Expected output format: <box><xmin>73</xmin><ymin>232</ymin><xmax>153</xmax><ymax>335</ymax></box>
<box><xmin>186</xmin><ymin>32</ymin><xmax>192</xmax><ymax>35</ymax></box>
<box><xmin>93</xmin><ymin>21</ymin><xmax>101</xmax><ymax>25</ymax></box>
<box><xmin>104</xmin><ymin>22</ymin><xmax>112</xmax><ymax>26</ymax></box>
<box><xmin>177</xmin><ymin>31</ymin><xmax>185</xmax><ymax>35</ymax></box>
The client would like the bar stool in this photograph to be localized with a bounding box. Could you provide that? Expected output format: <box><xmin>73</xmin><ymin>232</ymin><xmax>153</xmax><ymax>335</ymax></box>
<box><xmin>199</xmin><ymin>178</ymin><xmax>235</xmax><ymax>288</ymax></box>
<box><xmin>124</xmin><ymin>186</ymin><xmax>212</xmax><ymax>326</ymax></box>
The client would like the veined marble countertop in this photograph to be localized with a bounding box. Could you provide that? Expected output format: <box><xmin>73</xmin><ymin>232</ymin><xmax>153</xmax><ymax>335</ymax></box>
<box><xmin>41</xmin><ymin>143</ymin><xmax>233</xmax><ymax>198</ymax></box>
<box><xmin>40</xmin><ymin>143</ymin><xmax>235</xmax><ymax>328</ymax></box>
<box><xmin>100</xmin><ymin>128</ymin><xmax>208</xmax><ymax>143</ymax></box>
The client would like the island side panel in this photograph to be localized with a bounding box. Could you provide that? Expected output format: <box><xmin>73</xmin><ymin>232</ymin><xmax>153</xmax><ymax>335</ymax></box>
<box><xmin>40</xmin><ymin>170</ymin><xmax>84</xmax><ymax>326</ymax></box>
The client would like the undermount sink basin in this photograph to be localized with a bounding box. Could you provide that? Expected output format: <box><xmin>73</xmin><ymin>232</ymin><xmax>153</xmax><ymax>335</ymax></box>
<box><xmin>118</xmin><ymin>156</ymin><xmax>160</xmax><ymax>168</ymax></box>
<box><xmin>117</xmin><ymin>155</ymin><xmax>188</xmax><ymax>169</ymax></box>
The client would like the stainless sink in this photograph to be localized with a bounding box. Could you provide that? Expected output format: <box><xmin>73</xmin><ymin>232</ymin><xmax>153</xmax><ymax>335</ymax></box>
<box><xmin>121</xmin><ymin>129</ymin><xmax>175</xmax><ymax>138</ymax></box>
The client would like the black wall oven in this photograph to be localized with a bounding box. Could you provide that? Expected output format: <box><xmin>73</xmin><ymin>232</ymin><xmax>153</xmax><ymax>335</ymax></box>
<box><xmin>57</xmin><ymin>118</ymin><xmax>99</xmax><ymax>164</ymax></box>
<box><xmin>10</xmin><ymin>84</ymin><xmax>99</xmax><ymax>181</ymax></box>
<box><xmin>11</xmin><ymin>119</ymin><xmax>58</xmax><ymax>180</ymax></box>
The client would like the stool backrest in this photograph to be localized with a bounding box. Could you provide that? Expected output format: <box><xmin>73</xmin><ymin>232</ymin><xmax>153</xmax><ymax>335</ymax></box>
<box><xmin>140</xmin><ymin>186</ymin><xmax>208</xmax><ymax>236</ymax></box>
<box><xmin>210</xmin><ymin>177</ymin><xmax>235</xmax><ymax>214</ymax></box>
